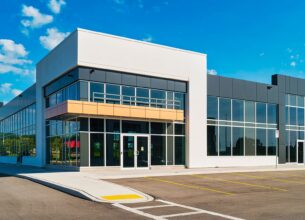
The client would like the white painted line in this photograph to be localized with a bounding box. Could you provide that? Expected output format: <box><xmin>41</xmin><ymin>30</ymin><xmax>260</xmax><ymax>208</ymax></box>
<box><xmin>161</xmin><ymin>211</ymin><xmax>206</xmax><ymax>218</ymax></box>
<box><xmin>113</xmin><ymin>203</ymin><xmax>164</xmax><ymax>220</ymax></box>
<box><xmin>157</xmin><ymin>200</ymin><xmax>245</xmax><ymax>220</ymax></box>
<box><xmin>135</xmin><ymin>204</ymin><xmax>174</xmax><ymax>210</ymax></box>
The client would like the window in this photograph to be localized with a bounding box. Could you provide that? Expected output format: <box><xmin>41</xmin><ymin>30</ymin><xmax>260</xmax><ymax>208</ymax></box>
<box><xmin>122</xmin><ymin>86</ymin><xmax>135</xmax><ymax>105</ymax></box>
<box><xmin>90</xmin><ymin>82</ymin><xmax>104</xmax><ymax>102</ymax></box>
<box><xmin>245</xmin><ymin>128</ymin><xmax>255</xmax><ymax>156</ymax></box>
<box><xmin>298</xmin><ymin>96</ymin><xmax>304</xmax><ymax>107</ymax></box>
<box><xmin>232</xmin><ymin>100</ymin><xmax>244</xmax><ymax>121</ymax></box>
<box><xmin>106</xmin><ymin>84</ymin><xmax>120</xmax><ymax>104</ymax></box>
<box><xmin>219</xmin><ymin>126</ymin><xmax>231</xmax><ymax>155</ymax></box>
<box><xmin>298</xmin><ymin>108</ymin><xmax>304</xmax><ymax>126</ymax></box>
<box><xmin>207</xmin><ymin>126</ymin><xmax>218</xmax><ymax>156</ymax></box>
<box><xmin>174</xmin><ymin>93</ymin><xmax>185</xmax><ymax>110</ymax></box>
<box><xmin>245</xmin><ymin>101</ymin><xmax>255</xmax><ymax>122</ymax></box>
<box><xmin>136</xmin><ymin>88</ymin><xmax>149</xmax><ymax>107</ymax></box>
<box><xmin>106</xmin><ymin>134</ymin><xmax>120</xmax><ymax>166</ymax></box>
<box><xmin>175</xmin><ymin>124</ymin><xmax>185</xmax><ymax>135</ymax></box>
<box><xmin>256</xmin><ymin>103</ymin><xmax>266</xmax><ymax>123</ymax></box>
<box><xmin>90</xmin><ymin>118</ymin><xmax>104</xmax><ymax>132</ymax></box>
<box><xmin>151</xmin><ymin>136</ymin><xmax>166</xmax><ymax>165</ymax></box>
<box><xmin>90</xmin><ymin>133</ymin><xmax>104</xmax><ymax>166</ymax></box>
<box><xmin>151</xmin><ymin>90</ymin><xmax>166</xmax><ymax>108</ymax></box>
<box><xmin>219</xmin><ymin>98</ymin><xmax>231</xmax><ymax>121</ymax></box>
<box><xmin>290</xmin><ymin>107</ymin><xmax>297</xmax><ymax>125</ymax></box>
<box><xmin>122</xmin><ymin>121</ymin><xmax>149</xmax><ymax>133</ymax></box>
<box><xmin>151</xmin><ymin>122</ymin><xmax>166</xmax><ymax>134</ymax></box>
<box><xmin>268</xmin><ymin>104</ymin><xmax>277</xmax><ymax>124</ymax></box>
<box><xmin>208</xmin><ymin>96</ymin><xmax>218</xmax><ymax>120</ymax></box>
<box><xmin>268</xmin><ymin>130</ymin><xmax>277</xmax><ymax>156</ymax></box>
<box><xmin>175</xmin><ymin>136</ymin><xmax>185</xmax><ymax>165</ymax></box>
<box><xmin>106</xmin><ymin>120</ymin><xmax>120</xmax><ymax>133</ymax></box>
<box><xmin>233</xmin><ymin>127</ymin><xmax>244</xmax><ymax>156</ymax></box>
<box><xmin>256</xmin><ymin>129</ymin><xmax>266</xmax><ymax>155</ymax></box>
<box><xmin>289</xmin><ymin>131</ymin><xmax>297</xmax><ymax>162</ymax></box>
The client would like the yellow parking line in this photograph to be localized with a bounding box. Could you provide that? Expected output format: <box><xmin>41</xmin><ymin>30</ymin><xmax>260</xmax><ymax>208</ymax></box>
<box><xmin>144</xmin><ymin>177</ymin><xmax>234</xmax><ymax>196</ymax></box>
<box><xmin>192</xmin><ymin>174</ymin><xmax>287</xmax><ymax>192</ymax></box>
<box><xmin>102</xmin><ymin>194</ymin><xmax>143</xmax><ymax>201</ymax></box>
<box><xmin>233</xmin><ymin>172</ymin><xmax>305</xmax><ymax>185</ymax></box>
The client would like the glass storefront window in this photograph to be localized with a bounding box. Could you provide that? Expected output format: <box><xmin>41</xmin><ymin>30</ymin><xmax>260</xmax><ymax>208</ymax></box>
<box><xmin>245</xmin><ymin>128</ymin><xmax>255</xmax><ymax>156</ymax></box>
<box><xmin>175</xmin><ymin>124</ymin><xmax>185</xmax><ymax>135</ymax></box>
<box><xmin>233</xmin><ymin>127</ymin><xmax>244</xmax><ymax>156</ymax></box>
<box><xmin>207</xmin><ymin>125</ymin><xmax>218</xmax><ymax>156</ymax></box>
<box><xmin>151</xmin><ymin>136</ymin><xmax>166</xmax><ymax>165</ymax></box>
<box><xmin>174</xmin><ymin>93</ymin><xmax>185</xmax><ymax>110</ymax></box>
<box><xmin>290</xmin><ymin>95</ymin><xmax>296</xmax><ymax>106</ymax></box>
<box><xmin>219</xmin><ymin>98</ymin><xmax>231</xmax><ymax>121</ymax></box>
<box><xmin>298</xmin><ymin>108</ymin><xmax>304</xmax><ymax>126</ymax></box>
<box><xmin>232</xmin><ymin>100</ymin><xmax>244</xmax><ymax>121</ymax></box>
<box><xmin>298</xmin><ymin>96</ymin><xmax>304</xmax><ymax>107</ymax></box>
<box><xmin>175</xmin><ymin>136</ymin><xmax>185</xmax><ymax>165</ymax></box>
<box><xmin>256</xmin><ymin>129</ymin><xmax>266</xmax><ymax>155</ymax></box>
<box><xmin>208</xmin><ymin>96</ymin><xmax>218</xmax><ymax>120</ymax></box>
<box><xmin>268</xmin><ymin>104</ymin><xmax>277</xmax><ymax>124</ymax></box>
<box><xmin>256</xmin><ymin>103</ymin><xmax>266</xmax><ymax>123</ymax></box>
<box><xmin>290</xmin><ymin>107</ymin><xmax>297</xmax><ymax>125</ymax></box>
<box><xmin>106</xmin><ymin>134</ymin><xmax>120</xmax><ymax>166</ymax></box>
<box><xmin>219</xmin><ymin>126</ymin><xmax>231</xmax><ymax>156</ymax></box>
<box><xmin>268</xmin><ymin>129</ymin><xmax>277</xmax><ymax>156</ymax></box>
<box><xmin>151</xmin><ymin>122</ymin><xmax>166</xmax><ymax>134</ymax></box>
<box><xmin>106</xmin><ymin>120</ymin><xmax>120</xmax><ymax>133</ymax></box>
<box><xmin>122</xmin><ymin>121</ymin><xmax>149</xmax><ymax>133</ymax></box>
<box><xmin>90</xmin><ymin>118</ymin><xmax>104</xmax><ymax>132</ymax></box>
<box><xmin>245</xmin><ymin>101</ymin><xmax>255</xmax><ymax>122</ymax></box>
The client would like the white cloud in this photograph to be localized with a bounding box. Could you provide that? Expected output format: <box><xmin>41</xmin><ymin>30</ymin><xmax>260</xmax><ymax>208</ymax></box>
<box><xmin>142</xmin><ymin>35</ymin><xmax>153</xmax><ymax>42</ymax></box>
<box><xmin>290</xmin><ymin>61</ymin><xmax>297</xmax><ymax>67</ymax></box>
<box><xmin>259</xmin><ymin>52</ymin><xmax>265</xmax><ymax>57</ymax></box>
<box><xmin>0</xmin><ymin>83</ymin><xmax>12</xmax><ymax>94</ymax></box>
<box><xmin>39</xmin><ymin>28</ymin><xmax>70</xmax><ymax>50</ymax></box>
<box><xmin>207</xmin><ymin>69</ymin><xmax>218</xmax><ymax>75</ymax></box>
<box><xmin>0</xmin><ymin>83</ymin><xmax>23</xmax><ymax>99</ymax></box>
<box><xmin>48</xmin><ymin>0</ymin><xmax>66</xmax><ymax>14</ymax></box>
<box><xmin>21</xmin><ymin>5</ymin><xmax>53</xmax><ymax>29</ymax></box>
<box><xmin>0</xmin><ymin>39</ymin><xmax>32</xmax><ymax>75</ymax></box>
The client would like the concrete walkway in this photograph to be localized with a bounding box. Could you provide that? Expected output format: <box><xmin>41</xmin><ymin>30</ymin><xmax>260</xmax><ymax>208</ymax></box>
<box><xmin>0</xmin><ymin>164</ymin><xmax>153</xmax><ymax>204</ymax></box>
<box><xmin>80</xmin><ymin>164</ymin><xmax>305</xmax><ymax>179</ymax></box>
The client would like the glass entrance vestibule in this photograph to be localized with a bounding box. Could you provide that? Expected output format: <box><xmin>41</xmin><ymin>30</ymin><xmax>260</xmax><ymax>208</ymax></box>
<box><xmin>46</xmin><ymin>117</ymin><xmax>186</xmax><ymax>168</ymax></box>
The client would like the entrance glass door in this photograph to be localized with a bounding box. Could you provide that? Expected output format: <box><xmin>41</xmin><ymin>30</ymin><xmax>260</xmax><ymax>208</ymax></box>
<box><xmin>121</xmin><ymin>134</ymin><xmax>149</xmax><ymax>169</ymax></box>
<box><xmin>297</xmin><ymin>141</ymin><xmax>304</xmax><ymax>164</ymax></box>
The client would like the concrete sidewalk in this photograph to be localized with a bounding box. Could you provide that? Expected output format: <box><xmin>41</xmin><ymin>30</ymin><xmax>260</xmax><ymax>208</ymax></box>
<box><xmin>0</xmin><ymin>164</ymin><xmax>153</xmax><ymax>204</ymax></box>
<box><xmin>81</xmin><ymin>164</ymin><xmax>305</xmax><ymax>179</ymax></box>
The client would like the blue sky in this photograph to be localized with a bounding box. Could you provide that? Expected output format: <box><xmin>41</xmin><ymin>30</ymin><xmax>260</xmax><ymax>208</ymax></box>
<box><xmin>1</xmin><ymin>0</ymin><xmax>305</xmax><ymax>103</ymax></box>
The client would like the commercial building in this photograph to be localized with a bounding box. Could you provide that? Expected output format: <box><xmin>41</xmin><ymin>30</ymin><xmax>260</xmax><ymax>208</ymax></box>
<box><xmin>0</xmin><ymin>28</ymin><xmax>304</xmax><ymax>169</ymax></box>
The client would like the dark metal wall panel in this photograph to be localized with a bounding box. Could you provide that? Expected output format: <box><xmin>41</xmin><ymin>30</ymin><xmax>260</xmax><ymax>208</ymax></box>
<box><xmin>0</xmin><ymin>84</ymin><xmax>36</xmax><ymax>120</ymax></box>
<box><xmin>136</xmin><ymin>75</ymin><xmax>150</xmax><ymax>88</ymax></box>
<box><xmin>106</xmin><ymin>71</ymin><xmax>122</xmax><ymax>84</ymax></box>
<box><xmin>45</xmin><ymin>68</ymin><xmax>78</xmax><ymax>96</ymax></box>
<box><xmin>243</xmin><ymin>81</ymin><xmax>257</xmax><ymax>101</ymax></box>
<box><xmin>256</xmin><ymin>84</ymin><xmax>268</xmax><ymax>102</ymax></box>
<box><xmin>45</xmin><ymin>67</ymin><xmax>187</xmax><ymax>95</ymax></box>
<box><xmin>232</xmin><ymin>79</ymin><xmax>245</xmax><ymax>100</ymax></box>
<box><xmin>174</xmin><ymin>81</ymin><xmax>187</xmax><ymax>93</ymax></box>
<box><xmin>151</xmin><ymin>78</ymin><xmax>167</xmax><ymax>90</ymax></box>
<box><xmin>297</xmin><ymin>78</ymin><xmax>305</xmax><ymax>96</ymax></box>
<box><xmin>219</xmin><ymin>77</ymin><xmax>233</xmax><ymax>98</ymax></box>
<box><xmin>289</xmin><ymin>77</ymin><xmax>298</xmax><ymax>94</ymax></box>
<box><xmin>267</xmin><ymin>86</ymin><xmax>278</xmax><ymax>104</ymax></box>
<box><xmin>207</xmin><ymin>75</ymin><xmax>219</xmax><ymax>96</ymax></box>
<box><xmin>285</xmin><ymin>76</ymin><xmax>290</xmax><ymax>94</ymax></box>
<box><xmin>121</xmin><ymin>74</ymin><xmax>137</xmax><ymax>86</ymax></box>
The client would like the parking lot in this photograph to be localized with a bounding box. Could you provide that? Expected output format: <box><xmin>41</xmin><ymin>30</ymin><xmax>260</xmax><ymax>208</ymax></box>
<box><xmin>109</xmin><ymin>170</ymin><xmax>305</xmax><ymax>219</ymax></box>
